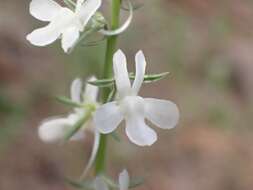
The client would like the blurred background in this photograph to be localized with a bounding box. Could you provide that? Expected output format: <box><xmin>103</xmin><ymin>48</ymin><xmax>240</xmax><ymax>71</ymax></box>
<box><xmin>1</xmin><ymin>0</ymin><xmax>253</xmax><ymax>189</ymax></box>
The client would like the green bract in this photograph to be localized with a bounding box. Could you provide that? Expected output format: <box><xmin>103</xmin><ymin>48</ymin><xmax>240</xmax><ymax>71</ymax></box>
<box><xmin>55</xmin><ymin>96</ymin><xmax>83</xmax><ymax>107</ymax></box>
<box><xmin>63</xmin><ymin>107</ymin><xmax>94</xmax><ymax>141</ymax></box>
<box><xmin>88</xmin><ymin>72</ymin><xmax>170</xmax><ymax>87</ymax></box>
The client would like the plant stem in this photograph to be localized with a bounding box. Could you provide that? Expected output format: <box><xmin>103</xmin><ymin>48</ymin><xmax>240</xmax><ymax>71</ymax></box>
<box><xmin>95</xmin><ymin>0</ymin><xmax>121</xmax><ymax>174</ymax></box>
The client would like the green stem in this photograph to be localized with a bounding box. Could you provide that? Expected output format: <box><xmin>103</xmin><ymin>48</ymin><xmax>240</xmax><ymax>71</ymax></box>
<box><xmin>95</xmin><ymin>0</ymin><xmax>121</xmax><ymax>174</ymax></box>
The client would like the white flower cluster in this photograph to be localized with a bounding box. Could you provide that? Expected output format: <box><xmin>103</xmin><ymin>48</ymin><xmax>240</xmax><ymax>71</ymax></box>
<box><xmin>39</xmin><ymin>50</ymin><xmax>179</xmax><ymax>146</ymax></box>
<box><xmin>27</xmin><ymin>0</ymin><xmax>180</xmax><ymax>188</ymax></box>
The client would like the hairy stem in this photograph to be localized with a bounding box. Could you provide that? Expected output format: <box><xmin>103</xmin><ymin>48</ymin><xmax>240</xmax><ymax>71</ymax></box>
<box><xmin>95</xmin><ymin>0</ymin><xmax>121</xmax><ymax>174</ymax></box>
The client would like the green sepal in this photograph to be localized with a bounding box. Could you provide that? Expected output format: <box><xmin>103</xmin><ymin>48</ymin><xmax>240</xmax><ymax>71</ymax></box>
<box><xmin>55</xmin><ymin>96</ymin><xmax>83</xmax><ymax>107</ymax></box>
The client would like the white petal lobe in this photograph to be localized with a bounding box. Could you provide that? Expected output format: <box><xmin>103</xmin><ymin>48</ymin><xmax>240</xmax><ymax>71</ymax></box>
<box><xmin>71</xmin><ymin>78</ymin><xmax>82</xmax><ymax>103</ymax></box>
<box><xmin>26</xmin><ymin>24</ymin><xmax>61</xmax><ymax>46</ymax></box>
<box><xmin>145</xmin><ymin>98</ymin><xmax>179</xmax><ymax>129</ymax></box>
<box><xmin>113</xmin><ymin>50</ymin><xmax>131</xmax><ymax>97</ymax></box>
<box><xmin>83</xmin><ymin>76</ymin><xmax>98</xmax><ymax>103</ymax></box>
<box><xmin>94</xmin><ymin>102</ymin><xmax>123</xmax><ymax>134</ymax></box>
<box><xmin>125</xmin><ymin>116</ymin><xmax>157</xmax><ymax>146</ymax></box>
<box><xmin>132</xmin><ymin>50</ymin><xmax>146</xmax><ymax>94</ymax></box>
<box><xmin>76</xmin><ymin>0</ymin><xmax>102</xmax><ymax>29</ymax></box>
<box><xmin>27</xmin><ymin>8</ymin><xmax>76</xmax><ymax>47</ymax></box>
<box><xmin>30</xmin><ymin>0</ymin><xmax>62</xmax><ymax>21</ymax></box>
<box><xmin>80</xmin><ymin>130</ymin><xmax>100</xmax><ymax>179</ymax></box>
<box><xmin>119</xmin><ymin>169</ymin><xmax>129</xmax><ymax>190</ymax></box>
<box><xmin>61</xmin><ymin>26</ymin><xmax>80</xmax><ymax>53</ymax></box>
<box><xmin>38</xmin><ymin>118</ymin><xmax>70</xmax><ymax>143</ymax></box>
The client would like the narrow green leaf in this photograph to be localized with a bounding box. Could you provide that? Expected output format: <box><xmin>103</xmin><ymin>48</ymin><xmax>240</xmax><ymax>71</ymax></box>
<box><xmin>130</xmin><ymin>72</ymin><xmax>170</xmax><ymax>83</ymax></box>
<box><xmin>63</xmin><ymin>111</ymin><xmax>92</xmax><ymax>141</ymax></box>
<box><xmin>55</xmin><ymin>96</ymin><xmax>82</xmax><ymax>107</ymax></box>
<box><xmin>89</xmin><ymin>72</ymin><xmax>169</xmax><ymax>88</ymax></box>
<box><xmin>107</xmin><ymin>86</ymin><xmax>116</xmax><ymax>102</ymax></box>
<box><xmin>88</xmin><ymin>78</ymin><xmax>114</xmax><ymax>87</ymax></box>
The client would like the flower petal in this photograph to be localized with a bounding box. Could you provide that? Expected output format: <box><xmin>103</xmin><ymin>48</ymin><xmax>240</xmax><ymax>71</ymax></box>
<box><xmin>38</xmin><ymin>117</ymin><xmax>71</xmax><ymax>143</ymax></box>
<box><xmin>76</xmin><ymin>0</ymin><xmax>85</xmax><ymax>12</ymax></box>
<box><xmin>119</xmin><ymin>169</ymin><xmax>129</xmax><ymax>190</ymax></box>
<box><xmin>83</xmin><ymin>76</ymin><xmax>98</xmax><ymax>103</ymax></box>
<box><xmin>113</xmin><ymin>50</ymin><xmax>131</xmax><ymax>97</ymax></box>
<box><xmin>145</xmin><ymin>98</ymin><xmax>179</xmax><ymax>129</ymax></box>
<box><xmin>26</xmin><ymin>23</ymin><xmax>61</xmax><ymax>46</ymax></box>
<box><xmin>27</xmin><ymin>8</ymin><xmax>76</xmax><ymax>47</ymax></box>
<box><xmin>94</xmin><ymin>101</ymin><xmax>123</xmax><ymax>134</ymax></box>
<box><xmin>71</xmin><ymin>78</ymin><xmax>82</xmax><ymax>103</ymax></box>
<box><xmin>61</xmin><ymin>26</ymin><xmax>80</xmax><ymax>53</ymax></box>
<box><xmin>125</xmin><ymin>115</ymin><xmax>157</xmax><ymax>146</ymax></box>
<box><xmin>94</xmin><ymin>177</ymin><xmax>109</xmax><ymax>190</ymax></box>
<box><xmin>76</xmin><ymin>0</ymin><xmax>102</xmax><ymax>29</ymax></box>
<box><xmin>132</xmin><ymin>50</ymin><xmax>146</xmax><ymax>95</ymax></box>
<box><xmin>80</xmin><ymin>130</ymin><xmax>100</xmax><ymax>179</ymax></box>
<box><xmin>29</xmin><ymin>0</ymin><xmax>62</xmax><ymax>21</ymax></box>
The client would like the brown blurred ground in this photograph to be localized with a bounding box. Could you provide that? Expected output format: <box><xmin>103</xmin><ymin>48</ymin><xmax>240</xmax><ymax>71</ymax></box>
<box><xmin>0</xmin><ymin>0</ymin><xmax>253</xmax><ymax>190</ymax></box>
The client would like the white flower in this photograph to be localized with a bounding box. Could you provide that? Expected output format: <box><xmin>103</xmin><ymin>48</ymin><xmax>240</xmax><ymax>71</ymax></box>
<box><xmin>38</xmin><ymin>77</ymin><xmax>98</xmax><ymax>143</ymax></box>
<box><xmin>94</xmin><ymin>50</ymin><xmax>179</xmax><ymax>146</ymax></box>
<box><xmin>26</xmin><ymin>0</ymin><xmax>102</xmax><ymax>52</ymax></box>
<box><xmin>94</xmin><ymin>169</ymin><xmax>129</xmax><ymax>190</ymax></box>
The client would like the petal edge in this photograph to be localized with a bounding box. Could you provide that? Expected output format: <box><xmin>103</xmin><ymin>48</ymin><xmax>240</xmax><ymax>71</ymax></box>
<box><xmin>145</xmin><ymin>98</ymin><xmax>179</xmax><ymax>129</ymax></box>
<box><xmin>30</xmin><ymin>0</ymin><xmax>62</xmax><ymax>21</ymax></box>
<box><xmin>132</xmin><ymin>50</ymin><xmax>146</xmax><ymax>95</ymax></box>
<box><xmin>125</xmin><ymin>116</ymin><xmax>157</xmax><ymax>146</ymax></box>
